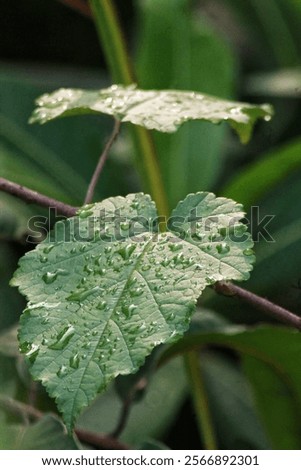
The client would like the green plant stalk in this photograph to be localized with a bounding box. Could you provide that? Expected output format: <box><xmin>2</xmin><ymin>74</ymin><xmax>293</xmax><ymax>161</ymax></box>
<box><xmin>88</xmin><ymin>0</ymin><xmax>213</xmax><ymax>442</ymax></box>
<box><xmin>2</xmin><ymin>0</ymin><xmax>297</xmax><ymax>449</ymax></box>
<box><xmin>184</xmin><ymin>351</ymin><xmax>217</xmax><ymax>450</ymax></box>
<box><xmin>88</xmin><ymin>0</ymin><xmax>169</xmax><ymax>218</ymax></box>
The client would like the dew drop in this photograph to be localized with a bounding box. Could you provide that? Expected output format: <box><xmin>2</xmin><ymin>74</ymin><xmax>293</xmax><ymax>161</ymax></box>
<box><xmin>130</xmin><ymin>287</ymin><xmax>143</xmax><ymax>297</ymax></box>
<box><xmin>42</xmin><ymin>272</ymin><xmax>58</xmax><ymax>284</ymax></box>
<box><xmin>141</xmin><ymin>264</ymin><xmax>151</xmax><ymax>272</ymax></box>
<box><xmin>161</xmin><ymin>257</ymin><xmax>170</xmax><ymax>267</ymax></box>
<box><xmin>120</xmin><ymin>221</ymin><xmax>130</xmax><ymax>231</ymax></box>
<box><xmin>173</xmin><ymin>253</ymin><xmax>184</xmax><ymax>265</ymax></box>
<box><xmin>130</xmin><ymin>201</ymin><xmax>139</xmax><ymax>210</ymax></box>
<box><xmin>69</xmin><ymin>353</ymin><xmax>80</xmax><ymax>369</ymax></box>
<box><xmin>195</xmin><ymin>264</ymin><xmax>204</xmax><ymax>271</ymax></box>
<box><xmin>42</xmin><ymin>268</ymin><xmax>69</xmax><ymax>284</ymax></box>
<box><xmin>43</xmin><ymin>244</ymin><xmax>54</xmax><ymax>254</ymax></box>
<box><xmin>77</xmin><ymin>204</ymin><xmax>94</xmax><ymax>219</ymax></box>
<box><xmin>128</xmin><ymin>276</ymin><xmax>138</xmax><ymax>287</ymax></box>
<box><xmin>216</xmin><ymin>243</ymin><xmax>230</xmax><ymax>254</ymax></box>
<box><xmin>118</xmin><ymin>243</ymin><xmax>136</xmax><ymax>260</ymax></box>
<box><xmin>39</xmin><ymin>255</ymin><xmax>48</xmax><ymax>264</ymax></box>
<box><xmin>67</xmin><ymin>286</ymin><xmax>102</xmax><ymax>302</ymax></box>
<box><xmin>83</xmin><ymin>265</ymin><xmax>94</xmax><ymax>274</ymax></box>
<box><xmin>25</xmin><ymin>343</ymin><xmax>40</xmax><ymax>363</ymax></box>
<box><xmin>97</xmin><ymin>300</ymin><xmax>107</xmax><ymax>310</ymax></box>
<box><xmin>57</xmin><ymin>365</ymin><xmax>68</xmax><ymax>378</ymax></box>
<box><xmin>49</xmin><ymin>325</ymin><xmax>75</xmax><ymax>350</ymax></box>
<box><xmin>122</xmin><ymin>303</ymin><xmax>138</xmax><ymax>318</ymax></box>
<box><xmin>243</xmin><ymin>248</ymin><xmax>254</xmax><ymax>256</ymax></box>
<box><xmin>169</xmin><ymin>242</ymin><xmax>183</xmax><ymax>252</ymax></box>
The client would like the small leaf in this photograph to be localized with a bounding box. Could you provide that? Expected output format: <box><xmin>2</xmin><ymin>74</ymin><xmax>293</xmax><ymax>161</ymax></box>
<box><xmin>12</xmin><ymin>192</ymin><xmax>254</xmax><ymax>430</ymax></box>
<box><xmin>0</xmin><ymin>415</ymin><xmax>79</xmax><ymax>450</ymax></box>
<box><xmin>30</xmin><ymin>85</ymin><xmax>273</xmax><ymax>143</ymax></box>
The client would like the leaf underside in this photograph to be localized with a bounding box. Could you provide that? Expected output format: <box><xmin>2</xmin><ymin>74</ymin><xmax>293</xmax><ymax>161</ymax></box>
<box><xmin>30</xmin><ymin>85</ymin><xmax>273</xmax><ymax>143</ymax></box>
<box><xmin>12</xmin><ymin>192</ymin><xmax>254</xmax><ymax>430</ymax></box>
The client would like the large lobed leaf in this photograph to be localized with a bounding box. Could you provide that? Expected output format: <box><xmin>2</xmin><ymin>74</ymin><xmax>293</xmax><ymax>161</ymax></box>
<box><xmin>30</xmin><ymin>85</ymin><xmax>273</xmax><ymax>143</ymax></box>
<box><xmin>11</xmin><ymin>192</ymin><xmax>254</xmax><ymax>430</ymax></box>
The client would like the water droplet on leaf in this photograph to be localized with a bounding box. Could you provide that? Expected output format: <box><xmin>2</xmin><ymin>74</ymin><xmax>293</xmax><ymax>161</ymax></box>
<box><xmin>49</xmin><ymin>324</ymin><xmax>75</xmax><ymax>350</ymax></box>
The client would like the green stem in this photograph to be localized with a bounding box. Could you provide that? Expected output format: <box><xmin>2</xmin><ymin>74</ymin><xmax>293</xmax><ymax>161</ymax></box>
<box><xmin>184</xmin><ymin>351</ymin><xmax>217</xmax><ymax>450</ymax></box>
<box><xmin>88</xmin><ymin>0</ymin><xmax>215</xmax><ymax>440</ymax></box>
<box><xmin>88</xmin><ymin>0</ymin><xmax>169</xmax><ymax>218</ymax></box>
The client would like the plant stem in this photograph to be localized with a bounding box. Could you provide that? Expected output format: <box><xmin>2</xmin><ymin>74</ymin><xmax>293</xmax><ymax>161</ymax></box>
<box><xmin>214</xmin><ymin>281</ymin><xmax>301</xmax><ymax>330</ymax></box>
<box><xmin>1</xmin><ymin>176</ymin><xmax>298</xmax><ymax>332</ymax></box>
<box><xmin>88</xmin><ymin>0</ymin><xmax>169</xmax><ymax>218</ymax></box>
<box><xmin>0</xmin><ymin>394</ymin><xmax>129</xmax><ymax>450</ymax></box>
<box><xmin>89</xmin><ymin>0</ymin><xmax>133</xmax><ymax>85</ymax></box>
<box><xmin>109</xmin><ymin>377</ymin><xmax>147</xmax><ymax>439</ymax></box>
<box><xmin>184</xmin><ymin>352</ymin><xmax>217</xmax><ymax>450</ymax></box>
<box><xmin>56</xmin><ymin>0</ymin><xmax>92</xmax><ymax>18</ymax></box>
<box><xmin>109</xmin><ymin>398</ymin><xmax>132</xmax><ymax>439</ymax></box>
<box><xmin>0</xmin><ymin>394</ymin><xmax>43</xmax><ymax>421</ymax></box>
<box><xmin>84</xmin><ymin>119</ymin><xmax>120</xmax><ymax>204</ymax></box>
<box><xmin>0</xmin><ymin>177</ymin><xmax>77</xmax><ymax>217</ymax></box>
<box><xmin>75</xmin><ymin>428</ymin><xmax>130</xmax><ymax>450</ymax></box>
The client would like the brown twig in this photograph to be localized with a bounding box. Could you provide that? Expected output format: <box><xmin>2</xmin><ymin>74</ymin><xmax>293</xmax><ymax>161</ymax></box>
<box><xmin>75</xmin><ymin>428</ymin><xmax>130</xmax><ymax>450</ymax></box>
<box><xmin>0</xmin><ymin>394</ymin><xmax>129</xmax><ymax>450</ymax></box>
<box><xmin>0</xmin><ymin>394</ymin><xmax>43</xmax><ymax>421</ymax></box>
<box><xmin>109</xmin><ymin>377</ymin><xmax>148</xmax><ymax>439</ymax></box>
<box><xmin>214</xmin><ymin>281</ymin><xmax>301</xmax><ymax>330</ymax></box>
<box><xmin>56</xmin><ymin>0</ymin><xmax>92</xmax><ymax>18</ymax></box>
<box><xmin>84</xmin><ymin>119</ymin><xmax>121</xmax><ymax>204</ymax></box>
<box><xmin>0</xmin><ymin>177</ymin><xmax>77</xmax><ymax>217</ymax></box>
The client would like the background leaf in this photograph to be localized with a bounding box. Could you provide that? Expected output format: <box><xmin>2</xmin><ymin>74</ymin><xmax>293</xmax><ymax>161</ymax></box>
<box><xmin>161</xmin><ymin>325</ymin><xmax>301</xmax><ymax>449</ymax></box>
<box><xmin>0</xmin><ymin>415</ymin><xmax>80</xmax><ymax>450</ymax></box>
<box><xmin>199</xmin><ymin>351</ymin><xmax>269</xmax><ymax>449</ymax></box>
<box><xmin>222</xmin><ymin>137</ymin><xmax>301</xmax><ymax>208</ymax></box>
<box><xmin>242</xmin><ymin>356</ymin><xmax>301</xmax><ymax>449</ymax></box>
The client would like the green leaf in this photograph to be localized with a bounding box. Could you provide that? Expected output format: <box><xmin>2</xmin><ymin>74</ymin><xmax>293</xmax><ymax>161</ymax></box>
<box><xmin>138</xmin><ymin>439</ymin><xmax>170</xmax><ymax>450</ymax></box>
<box><xmin>12</xmin><ymin>192</ymin><xmax>254</xmax><ymax>430</ymax></box>
<box><xmin>30</xmin><ymin>85</ymin><xmax>273</xmax><ymax>144</ymax></box>
<box><xmin>0</xmin><ymin>415</ymin><xmax>79</xmax><ymax>450</ymax></box>
<box><xmin>222</xmin><ymin>138</ymin><xmax>301</xmax><ymax>208</ymax></box>
<box><xmin>161</xmin><ymin>325</ymin><xmax>301</xmax><ymax>448</ymax></box>
<box><xmin>199</xmin><ymin>352</ymin><xmax>269</xmax><ymax>449</ymax></box>
<box><xmin>242</xmin><ymin>356</ymin><xmax>301</xmax><ymax>449</ymax></box>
